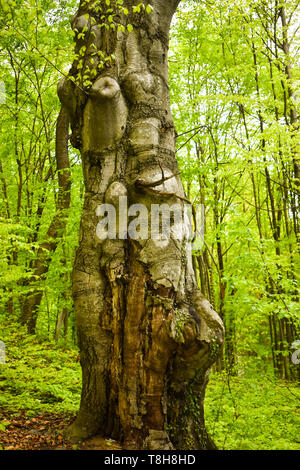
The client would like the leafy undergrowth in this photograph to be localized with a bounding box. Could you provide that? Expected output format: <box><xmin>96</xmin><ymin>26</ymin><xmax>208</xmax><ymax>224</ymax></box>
<box><xmin>1</xmin><ymin>320</ymin><xmax>300</xmax><ymax>450</ymax></box>
<box><xmin>205</xmin><ymin>369</ymin><xmax>300</xmax><ymax>450</ymax></box>
<box><xmin>0</xmin><ymin>321</ymin><xmax>81</xmax><ymax>416</ymax></box>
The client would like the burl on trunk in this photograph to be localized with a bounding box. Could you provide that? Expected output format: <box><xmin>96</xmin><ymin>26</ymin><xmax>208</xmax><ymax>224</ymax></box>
<box><xmin>58</xmin><ymin>0</ymin><xmax>224</xmax><ymax>450</ymax></box>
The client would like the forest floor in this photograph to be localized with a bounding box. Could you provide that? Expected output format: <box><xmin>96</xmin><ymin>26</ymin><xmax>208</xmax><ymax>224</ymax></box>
<box><xmin>0</xmin><ymin>320</ymin><xmax>299</xmax><ymax>450</ymax></box>
<box><xmin>0</xmin><ymin>409</ymin><xmax>121</xmax><ymax>450</ymax></box>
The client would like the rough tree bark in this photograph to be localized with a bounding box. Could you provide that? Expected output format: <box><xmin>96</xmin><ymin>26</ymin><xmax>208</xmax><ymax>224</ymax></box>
<box><xmin>58</xmin><ymin>0</ymin><xmax>224</xmax><ymax>450</ymax></box>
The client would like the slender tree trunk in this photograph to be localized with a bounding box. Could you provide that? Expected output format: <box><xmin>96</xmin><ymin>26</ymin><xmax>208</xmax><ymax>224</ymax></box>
<box><xmin>59</xmin><ymin>0</ymin><xmax>224</xmax><ymax>450</ymax></box>
<box><xmin>279</xmin><ymin>6</ymin><xmax>300</xmax><ymax>192</ymax></box>
<box><xmin>55</xmin><ymin>307</ymin><xmax>69</xmax><ymax>342</ymax></box>
<box><xmin>20</xmin><ymin>107</ymin><xmax>71</xmax><ymax>333</ymax></box>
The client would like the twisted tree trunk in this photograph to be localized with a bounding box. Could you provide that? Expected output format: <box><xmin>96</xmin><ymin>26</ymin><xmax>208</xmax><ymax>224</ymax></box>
<box><xmin>59</xmin><ymin>0</ymin><xmax>224</xmax><ymax>450</ymax></box>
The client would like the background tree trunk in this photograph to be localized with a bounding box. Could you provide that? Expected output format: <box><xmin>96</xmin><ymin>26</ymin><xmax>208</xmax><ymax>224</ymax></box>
<box><xmin>59</xmin><ymin>0</ymin><xmax>224</xmax><ymax>450</ymax></box>
<box><xmin>20</xmin><ymin>107</ymin><xmax>71</xmax><ymax>333</ymax></box>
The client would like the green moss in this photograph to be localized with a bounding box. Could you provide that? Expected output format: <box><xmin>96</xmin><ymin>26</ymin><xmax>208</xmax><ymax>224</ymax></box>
<box><xmin>209</xmin><ymin>339</ymin><xmax>220</xmax><ymax>361</ymax></box>
<box><xmin>169</xmin><ymin>308</ymin><xmax>190</xmax><ymax>343</ymax></box>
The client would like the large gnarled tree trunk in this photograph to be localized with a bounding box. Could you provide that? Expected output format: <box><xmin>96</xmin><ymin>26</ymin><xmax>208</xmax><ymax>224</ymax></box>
<box><xmin>58</xmin><ymin>0</ymin><xmax>224</xmax><ymax>450</ymax></box>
